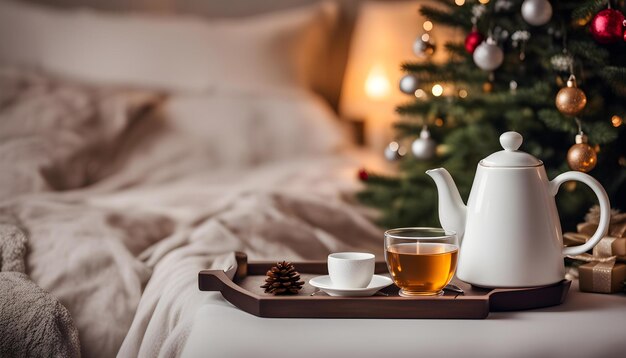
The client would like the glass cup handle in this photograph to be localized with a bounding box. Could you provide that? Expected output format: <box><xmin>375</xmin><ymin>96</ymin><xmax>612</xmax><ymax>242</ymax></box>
<box><xmin>549</xmin><ymin>171</ymin><xmax>611</xmax><ymax>256</ymax></box>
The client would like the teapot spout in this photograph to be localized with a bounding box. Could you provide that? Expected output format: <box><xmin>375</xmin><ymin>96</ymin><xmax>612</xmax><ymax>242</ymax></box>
<box><xmin>426</xmin><ymin>168</ymin><xmax>467</xmax><ymax>242</ymax></box>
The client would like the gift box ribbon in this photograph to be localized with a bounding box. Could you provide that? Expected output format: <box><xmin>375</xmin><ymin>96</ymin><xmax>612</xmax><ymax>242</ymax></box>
<box><xmin>568</xmin><ymin>243</ymin><xmax>618</xmax><ymax>293</ymax></box>
<box><xmin>594</xmin><ymin>237</ymin><xmax>616</xmax><ymax>257</ymax></box>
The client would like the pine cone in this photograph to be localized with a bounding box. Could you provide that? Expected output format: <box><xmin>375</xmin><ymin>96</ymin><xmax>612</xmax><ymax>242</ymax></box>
<box><xmin>261</xmin><ymin>261</ymin><xmax>304</xmax><ymax>295</ymax></box>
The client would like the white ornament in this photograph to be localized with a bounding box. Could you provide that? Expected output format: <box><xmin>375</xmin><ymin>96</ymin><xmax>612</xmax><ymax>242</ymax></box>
<box><xmin>384</xmin><ymin>141</ymin><xmax>404</xmax><ymax>161</ymax></box>
<box><xmin>511</xmin><ymin>30</ymin><xmax>531</xmax><ymax>45</ymax></box>
<box><xmin>473</xmin><ymin>37</ymin><xmax>504</xmax><ymax>71</ymax></box>
<box><xmin>521</xmin><ymin>0</ymin><xmax>552</xmax><ymax>26</ymax></box>
<box><xmin>471</xmin><ymin>4</ymin><xmax>487</xmax><ymax>22</ymax></box>
<box><xmin>550</xmin><ymin>53</ymin><xmax>574</xmax><ymax>72</ymax></box>
<box><xmin>413</xmin><ymin>34</ymin><xmax>435</xmax><ymax>58</ymax></box>
<box><xmin>495</xmin><ymin>0</ymin><xmax>514</xmax><ymax>12</ymax></box>
<box><xmin>412</xmin><ymin>127</ymin><xmax>436</xmax><ymax>160</ymax></box>
<box><xmin>399</xmin><ymin>74</ymin><xmax>419</xmax><ymax>95</ymax></box>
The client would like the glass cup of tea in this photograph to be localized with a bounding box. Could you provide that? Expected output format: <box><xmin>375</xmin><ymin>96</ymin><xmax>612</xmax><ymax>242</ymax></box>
<box><xmin>384</xmin><ymin>227</ymin><xmax>458</xmax><ymax>297</ymax></box>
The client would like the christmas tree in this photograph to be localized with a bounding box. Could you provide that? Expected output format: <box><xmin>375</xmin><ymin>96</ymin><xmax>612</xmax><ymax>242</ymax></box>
<box><xmin>358</xmin><ymin>0</ymin><xmax>626</xmax><ymax>231</ymax></box>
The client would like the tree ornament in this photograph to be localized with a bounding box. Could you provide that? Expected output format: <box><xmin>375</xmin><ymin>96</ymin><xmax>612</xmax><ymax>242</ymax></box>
<box><xmin>567</xmin><ymin>133</ymin><xmax>597</xmax><ymax>173</ymax></box>
<box><xmin>511</xmin><ymin>30</ymin><xmax>530</xmax><ymax>61</ymax></box>
<box><xmin>589</xmin><ymin>8</ymin><xmax>625</xmax><ymax>44</ymax></box>
<box><xmin>555</xmin><ymin>75</ymin><xmax>587</xmax><ymax>116</ymax></box>
<box><xmin>473</xmin><ymin>37</ymin><xmax>504</xmax><ymax>71</ymax></box>
<box><xmin>495</xmin><ymin>0</ymin><xmax>515</xmax><ymax>12</ymax></box>
<box><xmin>357</xmin><ymin>168</ymin><xmax>369</xmax><ymax>181</ymax></box>
<box><xmin>261</xmin><ymin>261</ymin><xmax>305</xmax><ymax>295</ymax></box>
<box><xmin>411</xmin><ymin>126</ymin><xmax>436</xmax><ymax>160</ymax></box>
<box><xmin>471</xmin><ymin>4</ymin><xmax>487</xmax><ymax>23</ymax></box>
<box><xmin>550</xmin><ymin>53</ymin><xmax>574</xmax><ymax>72</ymax></box>
<box><xmin>521</xmin><ymin>0</ymin><xmax>553</xmax><ymax>26</ymax></box>
<box><xmin>482</xmin><ymin>81</ymin><xmax>494</xmax><ymax>93</ymax></box>
<box><xmin>384</xmin><ymin>141</ymin><xmax>406</xmax><ymax>161</ymax></box>
<box><xmin>465</xmin><ymin>29</ymin><xmax>484</xmax><ymax>54</ymax></box>
<box><xmin>399</xmin><ymin>74</ymin><xmax>419</xmax><ymax>95</ymax></box>
<box><xmin>413</xmin><ymin>33</ymin><xmax>436</xmax><ymax>58</ymax></box>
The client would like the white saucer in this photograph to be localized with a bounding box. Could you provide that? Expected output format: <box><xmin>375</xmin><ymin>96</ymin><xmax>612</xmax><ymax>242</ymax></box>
<box><xmin>308</xmin><ymin>275</ymin><xmax>393</xmax><ymax>297</ymax></box>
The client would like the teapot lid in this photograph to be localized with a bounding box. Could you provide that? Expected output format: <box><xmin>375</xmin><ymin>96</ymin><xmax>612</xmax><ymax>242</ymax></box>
<box><xmin>481</xmin><ymin>132</ymin><xmax>543</xmax><ymax>167</ymax></box>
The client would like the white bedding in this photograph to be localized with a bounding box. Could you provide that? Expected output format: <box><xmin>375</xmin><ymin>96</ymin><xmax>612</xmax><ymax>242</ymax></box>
<box><xmin>6</xmin><ymin>151</ymin><xmax>384</xmax><ymax>358</ymax></box>
<box><xmin>0</xmin><ymin>66</ymin><xmax>386</xmax><ymax>357</ymax></box>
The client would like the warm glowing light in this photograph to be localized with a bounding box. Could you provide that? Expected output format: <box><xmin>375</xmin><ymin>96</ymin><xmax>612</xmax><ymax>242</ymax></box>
<box><xmin>564</xmin><ymin>181</ymin><xmax>577</xmax><ymax>192</ymax></box>
<box><xmin>432</xmin><ymin>84</ymin><xmax>444</xmax><ymax>97</ymax></box>
<box><xmin>415</xmin><ymin>89</ymin><xmax>426</xmax><ymax>98</ymax></box>
<box><xmin>458</xmin><ymin>89</ymin><xmax>468</xmax><ymax>98</ymax></box>
<box><xmin>423</xmin><ymin>21</ymin><xmax>433</xmax><ymax>31</ymax></box>
<box><xmin>594</xmin><ymin>144</ymin><xmax>601</xmax><ymax>153</ymax></box>
<box><xmin>364</xmin><ymin>65</ymin><xmax>391</xmax><ymax>100</ymax></box>
<box><xmin>455</xmin><ymin>0</ymin><xmax>465</xmax><ymax>5</ymax></box>
<box><xmin>389</xmin><ymin>141</ymin><xmax>399</xmax><ymax>151</ymax></box>
<box><xmin>398</xmin><ymin>146</ymin><xmax>407</xmax><ymax>156</ymax></box>
<box><xmin>611</xmin><ymin>115</ymin><xmax>623</xmax><ymax>127</ymax></box>
<box><xmin>576</xmin><ymin>14</ymin><xmax>592</xmax><ymax>26</ymax></box>
<box><xmin>478</xmin><ymin>0</ymin><xmax>490</xmax><ymax>4</ymax></box>
<box><xmin>435</xmin><ymin>118</ymin><xmax>444</xmax><ymax>127</ymax></box>
<box><xmin>421</xmin><ymin>33</ymin><xmax>430</xmax><ymax>42</ymax></box>
<box><xmin>619</xmin><ymin>157</ymin><xmax>626</xmax><ymax>167</ymax></box>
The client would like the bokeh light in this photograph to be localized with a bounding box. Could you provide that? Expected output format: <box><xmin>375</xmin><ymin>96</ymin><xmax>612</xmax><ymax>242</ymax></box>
<box><xmin>611</xmin><ymin>115</ymin><xmax>623</xmax><ymax>127</ymax></box>
<box><xmin>432</xmin><ymin>84</ymin><xmax>444</xmax><ymax>97</ymax></box>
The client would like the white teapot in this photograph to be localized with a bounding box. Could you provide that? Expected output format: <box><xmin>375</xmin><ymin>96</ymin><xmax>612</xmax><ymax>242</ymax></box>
<box><xmin>426</xmin><ymin>131</ymin><xmax>610</xmax><ymax>288</ymax></box>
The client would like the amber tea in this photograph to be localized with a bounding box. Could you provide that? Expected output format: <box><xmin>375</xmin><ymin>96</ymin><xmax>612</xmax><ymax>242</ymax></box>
<box><xmin>385</xmin><ymin>242</ymin><xmax>458</xmax><ymax>296</ymax></box>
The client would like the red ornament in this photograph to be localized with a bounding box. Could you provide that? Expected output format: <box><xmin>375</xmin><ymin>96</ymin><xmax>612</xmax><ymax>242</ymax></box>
<box><xmin>589</xmin><ymin>9</ymin><xmax>625</xmax><ymax>44</ymax></box>
<box><xmin>465</xmin><ymin>30</ymin><xmax>484</xmax><ymax>54</ymax></box>
<box><xmin>357</xmin><ymin>168</ymin><xmax>369</xmax><ymax>181</ymax></box>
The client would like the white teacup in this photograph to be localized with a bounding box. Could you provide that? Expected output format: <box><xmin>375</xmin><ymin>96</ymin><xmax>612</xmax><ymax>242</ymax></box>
<box><xmin>327</xmin><ymin>252</ymin><xmax>375</xmax><ymax>288</ymax></box>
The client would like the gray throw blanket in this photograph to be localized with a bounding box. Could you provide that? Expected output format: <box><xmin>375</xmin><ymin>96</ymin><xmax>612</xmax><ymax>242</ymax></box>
<box><xmin>0</xmin><ymin>217</ymin><xmax>81</xmax><ymax>357</ymax></box>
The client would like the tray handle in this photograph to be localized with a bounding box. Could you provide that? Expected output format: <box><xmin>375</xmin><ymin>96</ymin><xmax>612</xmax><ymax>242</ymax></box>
<box><xmin>198</xmin><ymin>270</ymin><xmax>230</xmax><ymax>291</ymax></box>
<box><xmin>234</xmin><ymin>251</ymin><xmax>248</xmax><ymax>281</ymax></box>
<box><xmin>199</xmin><ymin>251</ymin><xmax>249</xmax><ymax>291</ymax></box>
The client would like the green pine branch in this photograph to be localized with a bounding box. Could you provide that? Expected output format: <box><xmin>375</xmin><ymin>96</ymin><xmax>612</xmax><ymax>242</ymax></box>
<box><xmin>571</xmin><ymin>0</ymin><xmax>607</xmax><ymax>21</ymax></box>
<box><xmin>419</xmin><ymin>3</ymin><xmax>471</xmax><ymax>29</ymax></box>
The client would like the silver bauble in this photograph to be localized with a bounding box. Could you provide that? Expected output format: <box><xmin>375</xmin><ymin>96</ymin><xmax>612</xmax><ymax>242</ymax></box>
<box><xmin>521</xmin><ymin>0</ymin><xmax>552</xmax><ymax>26</ymax></box>
<box><xmin>473</xmin><ymin>38</ymin><xmax>504</xmax><ymax>71</ymax></box>
<box><xmin>384</xmin><ymin>141</ymin><xmax>403</xmax><ymax>161</ymax></box>
<box><xmin>412</xmin><ymin>34</ymin><xmax>435</xmax><ymax>58</ymax></box>
<box><xmin>399</xmin><ymin>74</ymin><xmax>419</xmax><ymax>95</ymax></box>
<box><xmin>411</xmin><ymin>127</ymin><xmax>436</xmax><ymax>160</ymax></box>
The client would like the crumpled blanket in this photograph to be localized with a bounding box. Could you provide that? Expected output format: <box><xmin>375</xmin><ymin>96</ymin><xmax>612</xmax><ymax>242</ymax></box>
<box><xmin>0</xmin><ymin>215</ymin><xmax>81</xmax><ymax>357</ymax></box>
<box><xmin>0</xmin><ymin>66</ymin><xmax>161</xmax><ymax>200</ymax></box>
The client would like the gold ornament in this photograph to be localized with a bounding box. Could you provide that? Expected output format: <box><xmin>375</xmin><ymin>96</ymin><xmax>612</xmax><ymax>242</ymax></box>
<box><xmin>567</xmin><ymin>133</ymin><xmax>597</xmax><ymax>172</ymax></box>
<box><xmin>556</xmin><ymin>75</ymin><xmax>587</xmax><ymax>116</ymax></box>
<box><xmin>482</xmin><ymin>81</ymin><xmax>493</xmax><ymax>93</ymax></box>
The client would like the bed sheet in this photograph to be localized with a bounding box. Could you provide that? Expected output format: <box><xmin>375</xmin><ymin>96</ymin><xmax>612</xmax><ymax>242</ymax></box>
<box><xmin>181</xmin><ymin>280</ymin><xmax>626</xmax><ymax>358</ymax></box>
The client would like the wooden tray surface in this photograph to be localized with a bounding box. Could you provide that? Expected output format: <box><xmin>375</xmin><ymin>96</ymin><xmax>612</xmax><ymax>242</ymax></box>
<box><xmin>198</xmin><ymin>253</ymin><xmax>570</xmax><ymax>319</ymax></box>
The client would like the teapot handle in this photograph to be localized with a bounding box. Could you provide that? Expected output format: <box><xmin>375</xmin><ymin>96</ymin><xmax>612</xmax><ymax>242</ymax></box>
<box><xmin>549</xmin><ymin>171</ymin><xmax>611</xmax><ymax>256</ymax></box>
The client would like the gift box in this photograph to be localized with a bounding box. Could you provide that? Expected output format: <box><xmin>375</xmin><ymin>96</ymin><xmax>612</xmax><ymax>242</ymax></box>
<box><xmin>578</xmin><ymin>261</ymin><xmax>626</xmax><ymax>294</ymax></box>
<box><xmin>578</xmin><ymin>222</ymin><xmax>626</xmax><ymax>238</ymax></box>
<box><xmin>577</xmin><ymin>207</ymin><xmax>626</xmax><ymax>238</ymax></box>
<box><xmin>565</xmin><ymin>206</ymin><xmax>626</xmax><ymax>293</ymax></box>
<box><xmin>593</xmin><ymin>237</ymin><xmax>626</xmax><ymax>258</ymax></box>
<box><xmin>564</xmin><ymin>235</ymin><xmax>626</xmax><ymax>260</ymax></box>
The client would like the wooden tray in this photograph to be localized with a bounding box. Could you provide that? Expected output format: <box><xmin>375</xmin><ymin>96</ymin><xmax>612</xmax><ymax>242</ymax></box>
<box><xmin>198</xmin><ymin>253</ymin><xmax>571</xmax><ymax>319</ymax></box>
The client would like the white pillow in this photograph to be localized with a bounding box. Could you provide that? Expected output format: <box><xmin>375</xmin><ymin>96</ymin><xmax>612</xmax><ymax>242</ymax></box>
<box><xmin>161</xmin><ymin>90</ymin><xmax>346</xmax><ymax>166</ymax></box>
<box><xmin>0</xmin><ymin>0</ymin><xmax>338</xmax><ymax>93</ymax></box>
